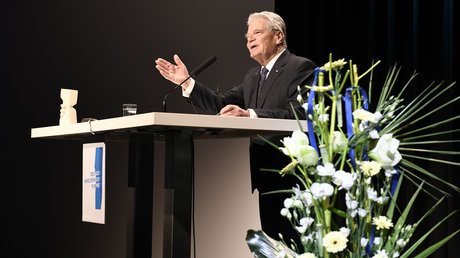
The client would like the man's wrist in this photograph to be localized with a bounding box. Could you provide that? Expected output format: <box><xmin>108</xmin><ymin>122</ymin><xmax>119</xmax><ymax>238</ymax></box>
<box><xmin>182</xmin><ymin>78</ymin><xmax>195</xmax><ymax>98</ymax></box>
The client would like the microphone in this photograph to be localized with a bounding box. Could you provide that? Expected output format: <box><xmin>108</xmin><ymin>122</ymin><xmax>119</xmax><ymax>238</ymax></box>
<box><xmin>162</xmin><ymin>56</ymin><xmax>217</xmax><ymax>112</ymax></box>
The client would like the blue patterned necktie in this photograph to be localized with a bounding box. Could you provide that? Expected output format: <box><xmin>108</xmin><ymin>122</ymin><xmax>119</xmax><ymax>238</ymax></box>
<box><xmin>258</xmin><ymin>67</ymin><xmax>269</xmax><ymax>102</ymax></box>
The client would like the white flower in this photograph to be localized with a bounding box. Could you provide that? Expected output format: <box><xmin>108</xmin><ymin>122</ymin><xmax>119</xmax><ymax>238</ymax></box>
<box><xmin>353</xmin><ymin>109</ymin><xmax>377</xmax><ymax>123</ymax></box>
<box><xmin>301</xmin><ymin>191</ymin><xmax>313</xmax><ymax>207</ymax></box>
<box><xmin>302</xmin><ymin>103</ymin><xmax>309</xmax><ymax>111</ymax></box>
<box><xmin>296</xmin><ymin>224</ymin><xmax>308</xmax><ymax>234</ymax></box>
<box><xmin>345</xmin><ymin>193</ymin><xmax>358</xmax><ymax>209</ymax></box>
<box><xmin>302</xmin><ymin>234</ymin><xmax>314</xmax><ymax>244</ymax></box>
<box><xmin>280</xmin><ymin>130</ymin><xmax>309</xmax><ymax>156</ymax></box>
<box><xmin>361</xmin><ymin>161</ymin><xmax>381</xmax><ymax>176</ymax></box>
<box><xmin>297</xmin><ymin>93</ymin><xmax>303</xmax><ymax>103</ymax></box>
<box><xmin>333</xmin><ymin>170</ymin><xmax>355</xmax><ymax>190</ymax></box>
<box><xmin>358</xmin><ymin>208</ymin><xmax>369</xmax><ymax>217</ymax></box>
<box><xmin>370</xmin><ymin>129</ymin><xmax>380</xmax><ymax>139</ymax></box>
<box><xmin>384</xmin><ymin>168</ymin><xmax>397</xmax><ymax>177</ymax></box>
<box><xmin>369</xmin><ymin>134</ymin><xmax>402</xmax><ymax>169</ymax></box>
<box><xmin>296</xmin><ymin>217</ymin><xmax>314</xmax><ymax>234</ymax></box>
<box><xmin>331</xmin><ymin>131</ymin><xmax>348</xmax><ymax>153</ymax></box>
<box><xmin>280</xmin><ymin>208</ymin><xmax>291</xmax><ymax>218</ymax></box>
<box><xmin>373</xmin><ymin>216</ymin><xmax>394</xmax><ymax>230</ymax></box>
<box><xmin>293</xmin><ymin>199</ymin><xmax>303</xmax><ymax>209</ymax></box>
<box><xmin>373</xmin><ymin>250</ymin><xmax>389</xmax><ymax>258</ymax></box>
<box><xmin>393</xmin><ymin>252</ymin><xmax>400</xmax><ymax>258</ymax></box>
<box><xmin>317</xmin><ymin>163</ymin><xmax>336</xmax><ymax>177</ymax></box>
<box><xmin>396</xmin><ymin>239</ymin><xmax>407</xmax><ymax>247</ymax></box>
<box><xmin>321</xmin><ymin>59</ymin><xmax>347</xmax><ymax>71</ymax></box>
<box><xmin>373</xmin><ymin>237</ymin><xmax>381</xmax><ymax>245</ymax></box>
<box><xmin>367</xmin><ymin>187</ymin><xmax>378</xmax><ymax>201</ymax></box>
<box><xmin>339</xmin><ymin>227</ymin><xmax>350</xmax><ymax>237</ymax></box>
<box><xmin>297</xmin><ymin>146</ymin><xmax>319</xmax><ymax>167</ymax></box>
<box><xmin>323</xmin><ymin>231</ymin><xmax>348</xmax><ymax>253</ymax></box>
<box><xmin>375</xmin><ymin>196</ymin><xmax>388</xmax><ymax>204</ymax></box>
<box><xmin>318</xmin><ymin>114</ymin><xmax>330</xmax><ymax>122</ymax></box>
<box><xmin>360</xmin><ymin>237</ymin><xmax>369</xmax><ymax>247</ymax></box>
<box><xmin>284</xmin><ymin>198</ymin><xmax>294</xmax><ymax>208</ymax></box>
<box><xmin>311</xmin><ymin>182</ymin><xmax>334</xmax><ymax>200</ymax></box>
<box><xmin>297</xmin><ymin>252</ymin><xmax>317</xmax><ymax>258</ymax></box>
<box><xmin>300</xmin><ymin>217</ymin><xmax>315</xmax><ymax>227</ymax></box>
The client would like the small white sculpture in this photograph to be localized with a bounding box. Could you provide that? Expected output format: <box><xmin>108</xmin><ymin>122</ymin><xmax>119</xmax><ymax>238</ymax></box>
<box><xmin>59</xmin><ymin>88</ymin><xmax>78</xmax><ymax>125</ymax></box>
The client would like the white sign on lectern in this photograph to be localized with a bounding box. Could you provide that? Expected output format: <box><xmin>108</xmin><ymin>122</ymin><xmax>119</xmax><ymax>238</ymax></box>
<box><xmin>82</xmin><ymin>142</ymin><xmax>106</xmax><ymax>224</ymax></box>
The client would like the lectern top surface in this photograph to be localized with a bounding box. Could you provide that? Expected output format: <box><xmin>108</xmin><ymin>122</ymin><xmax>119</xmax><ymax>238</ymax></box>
<box><xmin>31</xmin><ymin>112</ymin><xmax>307</xmax><ymax>140</ymax></box>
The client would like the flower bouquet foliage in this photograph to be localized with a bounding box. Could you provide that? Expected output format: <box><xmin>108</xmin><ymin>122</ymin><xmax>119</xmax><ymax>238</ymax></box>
<box><xmin>246</xmin><ymin>54</ymin><xmax>460</xmax><ymax>258</ymax></box>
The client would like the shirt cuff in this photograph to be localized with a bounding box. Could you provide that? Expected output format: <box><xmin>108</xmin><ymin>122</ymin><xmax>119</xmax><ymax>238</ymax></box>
<box><xmin>182</xmin><ymin>78</ymin><xmax>195</xmax><ymax>98</ymax></box>
<box><xmin>248</xmin><ymin>109</ymin><xmax>258</xmax><ymax>118</ymax></box>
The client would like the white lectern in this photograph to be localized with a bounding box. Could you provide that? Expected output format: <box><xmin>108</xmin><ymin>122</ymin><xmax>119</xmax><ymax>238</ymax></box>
<box><xmin>31</xmin><ymin>112</ymin><xmax>305</xmax><ymax>258</ymax></box>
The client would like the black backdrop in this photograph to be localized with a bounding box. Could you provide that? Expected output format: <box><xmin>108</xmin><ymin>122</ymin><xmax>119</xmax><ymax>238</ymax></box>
<box><xmin>3</xmin><ymin>0</ymin><xmax>459</xmax><ymax>257</ymax></box>
<box><xmin>3</xmin><ymin>1</ymin><xmax>272</xmax><ymax>257</ymax></box>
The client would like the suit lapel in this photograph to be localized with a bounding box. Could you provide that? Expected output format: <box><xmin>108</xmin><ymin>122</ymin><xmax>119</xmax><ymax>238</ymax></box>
<box><xmin>257</xmin><ymin>50</ymin><xmax>290</xmax><ymax>108</ymax></box>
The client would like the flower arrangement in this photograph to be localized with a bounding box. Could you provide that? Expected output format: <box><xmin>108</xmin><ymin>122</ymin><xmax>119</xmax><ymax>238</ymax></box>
<box><xmin>246</xmin><ymin>54</ymin><xmax>460</xmax><ymax>257</ymax></box>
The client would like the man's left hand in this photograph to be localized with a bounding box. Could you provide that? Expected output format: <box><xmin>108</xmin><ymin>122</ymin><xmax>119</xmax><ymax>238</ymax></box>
<box><xmin>219</xmin><ymin>105</ymin><xmax>250</xmax><ymax>117</ymax></box>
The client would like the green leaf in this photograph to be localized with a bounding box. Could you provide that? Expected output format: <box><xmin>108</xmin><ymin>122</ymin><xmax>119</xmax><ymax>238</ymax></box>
<box><xmin>399</xmin><ymin>147</ymin><xmax>460</xmax><ymax>155</ymax></box>
<box><xmin>400</xmin><ymin>211</ymin><xmax>458</xmax><ymax>258</ymax></box>
<box><xmin>402</xmin><ymin>153</ymin><xmax>460</xmax><ymax>166</ymax></box>
<box><xmin>400</xmin><ymin>159</ymin><xmax>460</xmax><ymax>193</ymax></box>
<box><xmin>399</xmin><ymin>128</ymin><xmax>460</xmax><ymax>142</ymax></box>
<box><xmin>413</xmin><ymin>229</ymin><xmax>460</xmax><ymax>258</ymax></box>
<box><xmin>385</xmin><ymin>182</ymin><xmax>424</xmax><ymax>250</ymax></box>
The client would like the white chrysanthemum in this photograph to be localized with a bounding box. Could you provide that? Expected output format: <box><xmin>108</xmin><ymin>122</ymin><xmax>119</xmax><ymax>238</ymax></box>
<box><xmin>321</xmin><ymin>59</ymin><xmax>347</xmax><ymax>71</ymax></box>
<box><xmin>360</xmin><ymin>161</ymin><xmax>381</xmax><ymax>176</ymax></box>
<box><xmin>322</xmin><ymin>231</ymin><xmax>348</xmax><ymax>253</ymax></box>
<box><xmin>373</xmin><ymin>216</ymin><xmax>394</xmax><ymax>230</ymax></box>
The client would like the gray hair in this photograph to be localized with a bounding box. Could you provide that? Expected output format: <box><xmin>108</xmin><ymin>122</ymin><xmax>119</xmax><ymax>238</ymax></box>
<box><xmin>247</xmin><ymin>11</ymin><xmax>287</xmax><ymax>47</ymax></box>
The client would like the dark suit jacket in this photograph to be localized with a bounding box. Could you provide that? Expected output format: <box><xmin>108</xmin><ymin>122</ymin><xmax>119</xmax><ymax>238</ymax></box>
<box><xmin>188</xmin><ymin>50</ymin><xmax>316</xmax><ymax>119</ymax></box>
<box><xmin>187</xmin><ymin>50</ymin><xmax>316</xmax><ymax>191</ymax></box>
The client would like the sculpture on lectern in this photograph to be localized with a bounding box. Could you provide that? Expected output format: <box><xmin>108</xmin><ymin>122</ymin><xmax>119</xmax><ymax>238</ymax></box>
<box><xmin>59</xmin><ymin>88</ymin><xmax>78</xmax><ymax>125</ymax></box>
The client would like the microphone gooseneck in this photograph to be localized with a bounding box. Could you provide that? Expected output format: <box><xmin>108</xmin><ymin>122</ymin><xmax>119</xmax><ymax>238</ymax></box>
<box><xmin>162</xmin><ymin>56</ymin><xmax>217</xmax><ymax>112</ymax></box>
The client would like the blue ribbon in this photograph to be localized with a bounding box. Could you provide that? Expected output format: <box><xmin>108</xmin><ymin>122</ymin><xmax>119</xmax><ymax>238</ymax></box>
<box><xmin>343</xmin><ymin>87</ymin><xmax>369</xmax><ymax>170</ymax></box>
<box><xmin>95</xmin><ymin>147</ymin><xmax>103</xmax><ymax>210</ymax></box>
<box><xmin>306</xmin><ymin>68</ymin><xmax>325</xmax><ymax>156</ymax></box>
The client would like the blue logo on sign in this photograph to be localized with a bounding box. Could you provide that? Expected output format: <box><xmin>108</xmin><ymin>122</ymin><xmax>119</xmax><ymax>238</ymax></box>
<box><xmin>95</xmin><ymin>147</ymin><xmax>103</xmax><ymax>210</ymax></box>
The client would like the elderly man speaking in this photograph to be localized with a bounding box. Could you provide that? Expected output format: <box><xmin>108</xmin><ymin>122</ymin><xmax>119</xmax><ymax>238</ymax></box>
<box><xmin>155</xmin><ymin>11</ymin><xmax>316</xmax><ymax>245</ymax></box>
